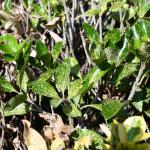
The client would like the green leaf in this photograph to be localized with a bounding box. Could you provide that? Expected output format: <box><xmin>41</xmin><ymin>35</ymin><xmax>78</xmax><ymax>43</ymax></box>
<box><xmin>83</xmin><ymin>23</ymin><xmax>100</xmax><ymax>45</ymax></box>
<box><xmin>137</xmin><ymin>0</ymin><xmax>150</xmax><ymax>18</ymax></box>
<box><xmin>50</xmin><ymin>98</ymin><xmax>63</xmax><ymax>108</ymax></box>
<box><xmin>0</xmin><ymin>34</ymin><xmax>18</xmax><ymax>53</ymax></box>
<box><xmin>69</xmin><ymin>57</ymin><xmax>82</xmax><ymax>78</ymax></box>
<box><xmin>16</xmin><ymin>41</ymin><xmax>31</xmax><ymax>91</ymax></box>
<box><xmin>15</xmin><ymin>39</ymin><xmax>28</xmax><ymax>59</ymax></box>
<box><xmin>102</xmin><ymin>99</ymin><xmax>122</xmax><ymax>120</ymax></box>
<box><xmin>41</xmin><ymin>53</ymin><xmax>53</xmax><ymax>68</ymax></box>
<box><xmin>89</xmin><ymin>45</ymin><xmax>107</xmax><ymax>65</ymax></box>
<box><xmin>115</xmin><ymin>63</ymin><xmax>137</xmax><ymax>85</ymax></box>
<box><xmin>4</xmin><ymin>103</ymin><xmax>31</xmax><ymax>116</ymax></box>
<box><xmin>0</xmin><ymin>44</ymin><xmax>14</xmax><ymax>56</ymax></box>
<box><xmin>16</xmin><ymin>71</ymin><xmax>28</xmax><ymax>92</ymax></box>
<box><xmin>36</xmin><ymin>40</ymin><xmax>49</xmax><ymax>57</ymax></box>
<box><xmin>62</xmin><ymin>102</ymin><xmax>81</xmax><ymax>117</ymax></box>
<box><xmin>85</xmin><ymin>65</ymin><xmax>109</xmax><ymax>85</ymax></box>
<box><xmin>85</xmin><ymin>8</ymin><xmax>100</xmax><ymax>16</ymax></box>
<box><xmin>55</xmin><ymin>59</ymin><xmax>71</xmax><ymax>93</ymax></box>
<box><xmin>131</xmin><ymin>19</ymin><xmax>150</xmax><ymax>59</ymax></box>
<box><xmin>4</xmin><ymin>94</ymin><xmax>27</xmax><ymax>111</ymax></box>
<box><xmin>104</xmin><ymin>28</ymin><xmax>121</xmax><ymax>48</ymax></box>
<box><xmin>77</xmin><ymin>65</ymin><xmax>109</xmax><ymax>95</ymax></box>
<box><xmin>4</xmin><ymin>0</ymin><xmax>12</xmax><ymax>12</ymax></box>
<box><xmin>70</xmin><ymin>65</ymin><xmax>109</xmax><ymax>97</ymax></box>
<box><xmin>0</xmin><ymin>76</ymin><xmax>16</xmax><ymax>92</ymax></box>
<box><xmin>0</xmin><ymin>36</ymin><xmax>27</xmax><ymax>61</ymax></box>
<box><xmin>38</xmin><ymin>69</ymin><xmax>54</xmax><ymax>81</ymax></box>
<box><xmin>82</xmin><ymin>104</ymin><xmax>102</xmax><ymax>111</ymax></box>
<box><xmin>132</xmin><ymin>88</ymin><xmax>145</xmax><ymax>112</ymax></box>
<box><xmin>51</xmin><ymin>42</ymin><xmax>63</xmax><ymax>63</ymax></box>
<box><xmin>68</xmin><ymin>79</ymin><xmax>83</xmax><ymax>99</ymax></box>
<box><xmin>74</xmin><ymin>128</ymin><xmax>103</xmax><ymax>149</ymax></box>
<box><xmin>144</xmin><ymin>109</ymin><xmax>150</xmax><ymax>118</ymax></box>
<box><xmin>0</xmin><ymin>34</ymin><xmax>19</xmax><ymax>61</ymax></box>
<box><xmin>29</xmin><ymin>80</ymin><xmax>59</xmax><ymax>99</ymax></box>
<box><xmin>133</xmin><ymin>101</ymin><xmax>143</xmax><ymax>112</ymax></box>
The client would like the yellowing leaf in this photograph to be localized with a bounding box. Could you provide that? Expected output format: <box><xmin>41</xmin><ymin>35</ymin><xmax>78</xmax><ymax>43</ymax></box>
<box><xmin>118</xmin><ymin>124</ymin><xmax>127</xmax><ymax>143</ymax></box>
<box><xmin>50</xmin><ymin>137</ymin><xmax>65</xmax><ymax>150</ymax></box>
<box><xmin>138</xmin><ymin>133</ymin><xmax>150</xmax><ymax>142</ymax></box>
<box><xmin>74</xmin><ymin>136</ymin><xmax>91</xmax><ymax>149</ymax></box>
<box><xmin>22</xmin><ymin>119</ymin><xmax>47</xmax><ymax>150</ymax></box>
<box><xmin>123</xmin><ymin>116</ymin><xmax>147</xmax><ymax>142</ymax></box>
<box><xmin>115</xmin><ymin>142</ymin><xmax>150</xmax><ymax>150</ymax></box>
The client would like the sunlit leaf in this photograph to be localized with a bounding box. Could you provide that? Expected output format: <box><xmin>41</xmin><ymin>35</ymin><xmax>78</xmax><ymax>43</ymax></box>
<box><xmin>137</xmin><ymin>0</ymin><xmax>150</xmax><ymax>18</ymax></box>
<box><xmin>51</xmin><ymin>42</ymin><xmax>63</xmax><ymax>63</ymax></box>
<box><xmin>50</xmin><ymin>98</ymin><xmax>63</xmax><ymax>108</ymax></box>
<box><xmin>115</xmin><ymin>63</ymin><xmax>137</xmax><ymax>85</ymax></box>
<box><xmin>62</xmin><ymin>102</ymin><xmax>81</xmax><ymax>117</ymax></box>
<box><xmin>77</xmin><ymin>65</ymin><xmax>109</xmax><ymax>96</ymax></box>
<box><xmin>0</xmin><ymin>34</ymin><xmax>18</xmax><ymax>54</ymax></box>
<box><xmin>38</xmin><ymin>69</ymin><xmax>54</xmax><ymax>81</ymax></box>
<box><xmin>74</xmin><ymin>128</ymin><xmax>103</xmax><ymax>149</ymax></box>
<box><xmin>36</xmin><ymin>40</ymin><xmax>49</xmax><ymax>57</ymax></box>
<box><xmin>131</xmin><ymin>19</ymin><xmax>150</xmax><ymax>60</ymax></box>
<box><xmin>0</xmin><ymin>76</ymin><xmax>16</xmax><ymax>92</ymax></box>
<box><xmin>83</xmin><ymin>23</ymin><xmax>100</xmax><ymax>45</ymax></box>
<box><xmin>102</xmin><ymin>100</ymin><xmax>122</xmax><ymax>120</ymax></box>
<box><xmin>123</xmin><ymin>116</ymin><xmax>147</xmax><ymax>142</ymax></box>
<box><xmin>29</xmin><ymin>80</ymin><xmax>59</xmax><ymax>99</ymax></box>
<box><xmin>82</xmin><ymin>104</ymin><xmax>102</xmax><ymax>111</ymax></box>
<box><xmin>4</xmin><ymin>103</ymin><xmax>31</xmax><ymax>116</ymax></box>
<box><xmin>4</xmin><ymin>0</ymin><xmax>12</xmax><ymax>12</ymax></box>
<box><xmin>68</xmin><ymin>78</ymin><xmax>83</xmax><ymax>99</ymax></box>
<box><xmin>55</xmin><ymin>59</ymin><xmax>71</xmax><ymax>93</ymax></box>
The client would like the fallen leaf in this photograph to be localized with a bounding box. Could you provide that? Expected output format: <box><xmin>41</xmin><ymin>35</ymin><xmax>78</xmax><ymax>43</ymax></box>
<box><xmin>49</xmin><ymin>31</ymin><xmax>63</xmax><ymax>43</ymax></box>
<box><xmin>39</xmin><ymin>113</ymin><xmax>73</xmax><ymax>142</ymax></box>
<box><xmin>42</xmin><ymin>126</ymin><xmax>53</xmax><ymax>142</ymax></box>
<box><xmin>22</xmin><ymin>119</ymin><xmax>47</xmax><ymax>150</ymax></box>
<box><xmin>45</xmin><ymin>17</ymin><xmax>60</xmax><ymax>30</ymax></box>
<box><xmin>50</xmin><ymin>137</ymin><xmax>65</xmax><ymax>150</ymax></box>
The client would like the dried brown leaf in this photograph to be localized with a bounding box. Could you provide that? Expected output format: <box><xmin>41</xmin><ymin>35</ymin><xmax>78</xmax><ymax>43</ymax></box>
<box><xmin>45</xmin><ymin>17</ymin><xmax>60</xmax><ymax>30</ymax></box>
<box><xmin>22</xmin><ymin>119</ymin><xmax>47</xmax><ymax>150</ymax></box>
<box><xmin>49</xmin><ymin>31</ymin><xmax>63</xmax><ymax>43</ymax></box>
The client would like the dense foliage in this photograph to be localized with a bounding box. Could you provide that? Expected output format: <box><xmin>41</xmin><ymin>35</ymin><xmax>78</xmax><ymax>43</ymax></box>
<box><xmin>0</xmin><ymin>0</ymin><xmax>150</xmax><ymax>149</ymax></box>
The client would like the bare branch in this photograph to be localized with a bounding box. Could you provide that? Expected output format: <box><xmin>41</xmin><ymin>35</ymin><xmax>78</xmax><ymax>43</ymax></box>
<box><xmin>128</xmin><ymin>62</ymin><xmax>146</xmax><ymax>101</ymax></box>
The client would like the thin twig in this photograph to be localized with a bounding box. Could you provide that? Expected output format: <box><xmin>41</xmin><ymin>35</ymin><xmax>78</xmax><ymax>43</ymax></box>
<box><xmin>99</xmin><ymin>13</ymin><xmax>102</xmax><ymax>42</ymax></box>
<box><xmin>128</xmin><ymin>62</ymin><xmax>146</xmax><ymax>101</ymax></box>
<box><xmin>62</xmin><ymin>0</ymin><xmax>75</xmax><ymax>57</ymax></box>
<box><xmin>27</xmin><ymin>94</ymin><xmax>43</xmax><ymax>113</ymax></box>
<box><xmin>0</xmin><ymin>101</ymin><xmax>5</xmax><ymax>149</ymax></box>
<box><xmin>98</xmin><ymin>0</ymin><xmax>103</xmax><ymax>42</ymax></box>
<box><xmin>47</xmin><ymin>0</ymin><xmax>51</xmax><ymax>22</ymax></box>
<box><xmin>91</xmin><ymin>89</ymin><xmax>102</xmax><ymax>102</ymax></box>
<box><xmin>79</xmin><ymin>1</ymin><xmax>86</xmax><ymax>22</ymax></box>
<box><xmin>119</xmin><ymin>7</ymin><xmax>126</xmax><ymax>35</ymax></box>
<box><xmin>80</xmin><ymin>30</ymin><xmax>92</xmax><ymax>65</ymax></box>
<box><xmin>71</xmin><ymin>0</ymin><xmax>76</xmax><ymax>30</ymax></box>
